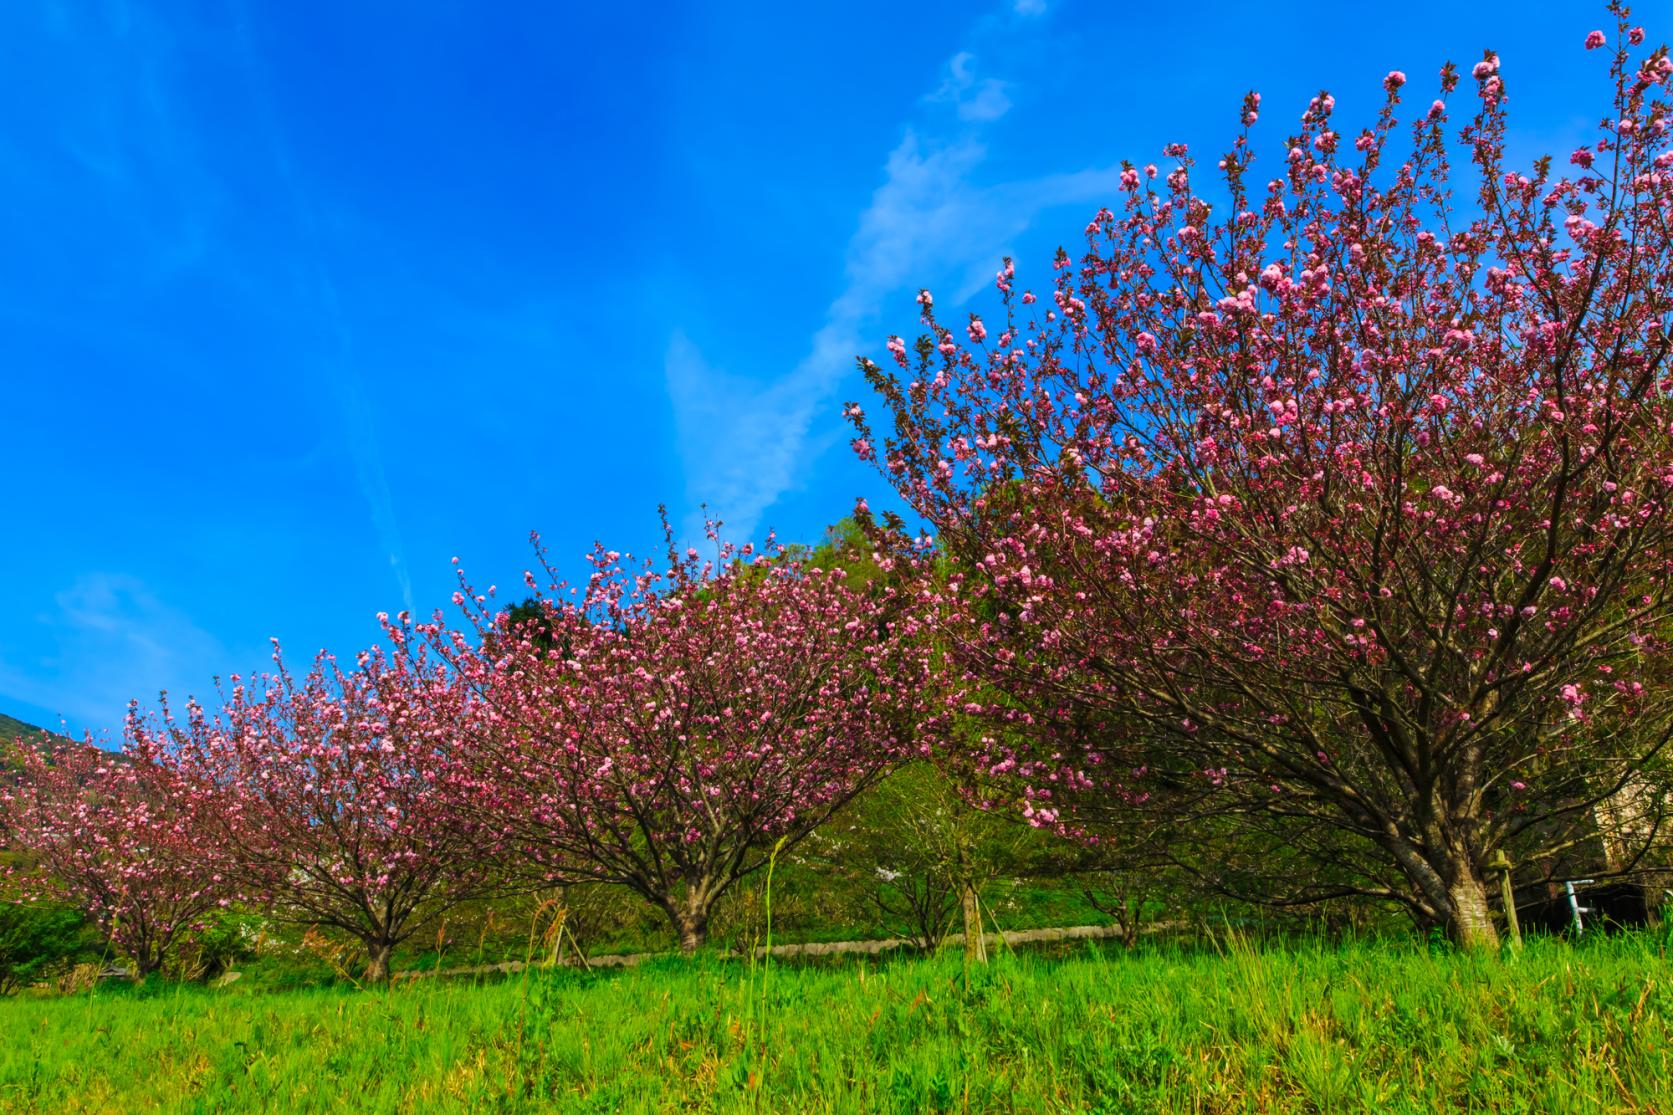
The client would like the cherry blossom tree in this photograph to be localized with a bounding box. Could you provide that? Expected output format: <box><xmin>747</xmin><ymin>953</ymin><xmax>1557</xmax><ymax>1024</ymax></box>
<box><xmin>436</xmin><ymin>518</ymin><xmax>940</xmax><ymax>952</ymax></box>
<box><xmin>0</xmin><ymin>732</ymin><xmax>234</xmax><ymax>976</ymax></box>
<box><xmin>153</xmin><ymin>644</ymin><xmax>497</xmax><ymax>983</ymax></box>
<box><xmin>849</xmin><ymin>11</ymin><xmax>1673</xmax><ymax>948</ymax></box>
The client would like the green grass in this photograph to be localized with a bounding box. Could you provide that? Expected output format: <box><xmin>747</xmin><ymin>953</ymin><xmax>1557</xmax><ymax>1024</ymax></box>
<box><xmin>1</xmin><ymin>932</ymin><xmax>1669</xmax><ymax>1113</ymax></box>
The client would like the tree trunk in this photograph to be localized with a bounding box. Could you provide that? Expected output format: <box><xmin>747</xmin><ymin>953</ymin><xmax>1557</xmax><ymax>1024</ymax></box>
<box><xmin>1385</xmin><ymin>806</ymin><xmax>1500</xmax><ymax>951</ymax></box>
<box><xmin>132</xmin><ymin>947</ymin><xmax>163</xmax><ymax>979</ymax></box>
<box><xmin>1119</xmin><ymin>896</ymin><xmax>1142</xmax><ymax>949</ymax></box>
<box><xmin>668</xmin><ymin>893</ymin><xmax>710</xmax><ymax>955</ymax></box>
<box><xmin>364</xmin><ymin>939</ymin><xmax>395</xmax><ymax>984</ymax></box>
<box><xmin>676</xmin><ymin>914</ymin><xmax>707</xmax><ymax>953</ymax></box>
<box><xmin>1445</xmin><ymin>869</ymin><xmax>1500</xmax><ymax>951</ymax></box>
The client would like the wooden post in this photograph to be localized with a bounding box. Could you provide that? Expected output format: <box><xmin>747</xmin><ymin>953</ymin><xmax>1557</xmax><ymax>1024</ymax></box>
<box><xmin>958</xmin><ymin>845</ymin><xmax>986</xmax><ymax>964</ymax></box>
<box><xmin>1489</xmin><ymin>850</ymin><xmax>1522</xmax><ymax>952</ymax></box>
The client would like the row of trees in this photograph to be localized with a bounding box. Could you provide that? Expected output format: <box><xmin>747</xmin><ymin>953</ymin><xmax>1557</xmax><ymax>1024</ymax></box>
<box><xmin>5</xmin><ymin>10</ymin><xmax>1673</xmax><ymax>978</ymax></box>
<box><xmin>1</xmin><ymin>525</ymin><xmax>938</xmax><ymax>980</ymax></box>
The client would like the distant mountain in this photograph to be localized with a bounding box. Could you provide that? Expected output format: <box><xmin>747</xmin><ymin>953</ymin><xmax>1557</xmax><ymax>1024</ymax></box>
<box><xmin>2</xmin><ymin>713</ymin><xmax>46</xmax><ymax>742</ymax></box>
<box><xmin>0</xmin><ymin>713</ymin><xmax>74</xmax><ymax>758</ymax></box>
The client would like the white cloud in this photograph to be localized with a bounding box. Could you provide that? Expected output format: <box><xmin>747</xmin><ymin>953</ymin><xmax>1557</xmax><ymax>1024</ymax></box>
<box><xmin>666</xmin><ymin>23</ymin><xmax>1123</xmax><ymax>542</ymax></box>
<box><xmin>666</xmin><ymin>332</ymin><xmax>836</xmax><ymax>543</ymax></box>
<box><xmin>0</xmin><ymin>574</ymin><xmax>238</xmax><ymax>735</ymax></box>
<box><xmin>666</xmin><ymin>132</ymin><xmax>984</xmax><ymax>541</ymax></box>
<box><xmin>1013</xmin><ymin>0</ymin><xmax>1047</xmax><ymax>15</ymax></box>
<box><xmin>836</xmin><ymin>132</ymin><xmax>989</xmax><ymax>310</ymax></box>
<box><xmin>928</xmin><ymin>52</ymin><xmax>1012</xmax><ymax>123</ymax></box>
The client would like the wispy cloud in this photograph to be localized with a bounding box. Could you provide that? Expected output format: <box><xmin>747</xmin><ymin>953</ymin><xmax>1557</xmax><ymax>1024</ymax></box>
<box><xmin>228</xmin><ymin>7</ymin><xmax>416</xmax><ymax>616</ymax></box>
<box><xmin>336</xmin><ymin>371</ymin><xmax>416</xmax><ymax>616</ymax></box>
<box><xmin>667</xmin><ymin>35</ymin><xmax>1121</xmax><ymax>541</ymax></box>
<box><xmin>665</xmin><ymin>332</ymin><xmax>841</xmax><ymax>541</ymax></box>
<box><xmin>1</xmin><ymin>1</ymin><xmax>431</xmax><ymax>725</ymax></box>
<box><xmin>1013</xmin><ymin>0</ymin><xmax>1048</xmax><ymax>16</ymax></box>
<box><xmin>666</xmin><ymin>131</ymin><xmax>982</xmax><ymax>541</ymax></box>
<box><xmin>8</xmin><ymin>0</ymin><xmax>417</xmax><ymax>619</ymax></box>
<box><xmin>0</xmin><ymin>574</ymin><xmax>242</xmax><ymax>735</ymax></box>
<box><xmin>4</xmin><ymin>2</ymin><xmax>218</xmax><ymax>290</ymax></box>
<box><xmin>928</xmin><ymin>52</ymin><xmax>1012</xmax><ymax>123</ymax></box>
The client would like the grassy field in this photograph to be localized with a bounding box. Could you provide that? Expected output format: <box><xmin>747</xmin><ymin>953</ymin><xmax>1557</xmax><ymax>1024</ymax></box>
<box><xmin>0</xmin><ymin>932</ymin><xmax>1668</xmax><ymax>1113</ymax></box>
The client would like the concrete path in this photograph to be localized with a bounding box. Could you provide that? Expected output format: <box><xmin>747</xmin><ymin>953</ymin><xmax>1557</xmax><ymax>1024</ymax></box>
<box><xmin>393</xmin><ymin>922</ymin><xmax>1138</xmax><ymax>981</ymax></box>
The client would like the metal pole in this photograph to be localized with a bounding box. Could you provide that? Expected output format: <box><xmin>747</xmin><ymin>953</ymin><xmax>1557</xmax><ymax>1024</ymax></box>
<box><xmin>1566</xmin><ymin>879</ymin><xmax>1596</xmax><ymax>936</ymax></box>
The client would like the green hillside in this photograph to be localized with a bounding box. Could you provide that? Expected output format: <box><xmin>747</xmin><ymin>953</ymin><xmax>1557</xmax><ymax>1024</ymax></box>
<box><xmin>0</xmin><ymin>713</ymin><xmax>51</xmax><ymax>745</ymax></box>
<box><xmin>0</xmin><ymin>712</ymin><xmax>75</xmax><ymax>763</ymax></box>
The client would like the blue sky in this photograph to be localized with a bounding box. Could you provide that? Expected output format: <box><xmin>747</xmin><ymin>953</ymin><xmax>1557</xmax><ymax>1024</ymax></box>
<box><xmin>0</xmin><ymin>0</ymin><xmax>1616</xmax><ymax>735</ymax></box>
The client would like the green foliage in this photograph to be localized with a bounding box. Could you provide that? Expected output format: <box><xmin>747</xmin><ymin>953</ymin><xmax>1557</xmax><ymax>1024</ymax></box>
<box><xmin>497</xmin><ymin>598</ymin><xmax>564</xmax><ymax>657</ymax></box>
<box><xmin>365</xmin><ymin>769</ymin><xmax>1286</xmax><ymax>967</ymax></box>
<box><xmin>0</xmin><ymin>902</ymin><xmax>89</xmax><ymax>995</ymax></box>
<box><xmin>176</xmin><ymin>909</ymin><xmax>266</xmax><ymax>982</ymax></box>
<box><xmin>0</xmin><ymin>935</ymin><xmax>1667</xmax><ymax>1110</ymax></box>
<box><xmin>810</xmin><ymin>764</ymin><xmax>1055</xmax><ymax>951</ymax></box>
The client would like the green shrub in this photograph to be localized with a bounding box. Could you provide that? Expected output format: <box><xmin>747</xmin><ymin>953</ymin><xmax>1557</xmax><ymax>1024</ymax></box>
<box><xmin>0</xmin><ymin>901</ymin><xmax>88</xmax><ymax>994</ymax></box>
<box><xmin>177</xmin><ymin>909</ymin><xmax>267</xmax><ymax>981</ymax></box>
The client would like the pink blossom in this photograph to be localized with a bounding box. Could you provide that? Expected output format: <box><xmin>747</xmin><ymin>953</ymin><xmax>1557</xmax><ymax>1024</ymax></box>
<box><xmin>426</xmin><ymin>519</ymin><xmax>940</xmax><ymax>952</ymax></box>
<box><xmin>848</xmin><ymin>38</ymin><xmax>1673</xmax><ymax>948</ymax></box>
